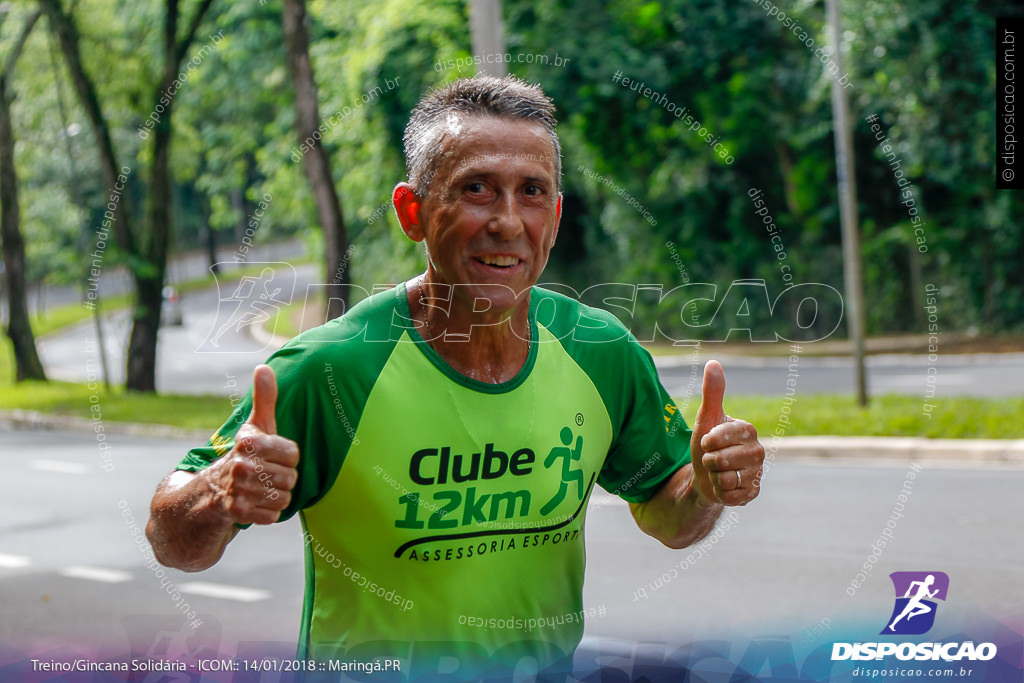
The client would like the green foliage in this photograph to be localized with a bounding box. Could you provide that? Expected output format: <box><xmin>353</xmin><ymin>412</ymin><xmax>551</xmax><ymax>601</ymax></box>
<box><xmin>503</xmin><ymin>0</ymin><xmax>1022</xmax><ymax>339</ymax></box>
<box><xmin>300</xmin><ymin>0</ymin><xmax>471</xmax><ymax>285</ymax></box>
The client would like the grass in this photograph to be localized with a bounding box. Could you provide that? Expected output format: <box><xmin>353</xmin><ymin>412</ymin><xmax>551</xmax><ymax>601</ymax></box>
<box><xmin>264</xmin><ymin>296</ymin><xmax>317</xmax><ymax>341</ymax></box>
<box><xmin>2</xmin><ymin>270</ymin><xmax>1020</xmax><ymax>438</ymax></box>
<box><xmin>32</xmin><ymin>294</ymin><xmax>133</xmax><ymax>338</ymax></box>
<box><xmin>3</xmin><ymin>377</ymin><xmax>1017</xmax><ymax>438</ymax></box>
<box><xmin>3</xmin><ymin>351</ymin><xmax>1018</xmax><ymax>438</ymax></box>
<box><xmin>0</xmin><ymin>378</ymin><xmax>231</xmax><ymax>432</ymax></box>
<box><xmin>675</xmin><ymin>393</ymin><xmax>1024</xmax><ymax>439</ymax></box>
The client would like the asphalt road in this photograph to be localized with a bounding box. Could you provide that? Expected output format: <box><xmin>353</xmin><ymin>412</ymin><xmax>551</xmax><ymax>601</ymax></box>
<box><xmin>1</xmin><ymin>428</ymin><xmax>1020</xmax><ymax>665</ymax></box>
<box><xmin>655</xmin><ymin>351</ymin><xmax>1024</xmax><ymax>398</ymax></box>
<box><xmin>37</xmin><ymin>261</ymin><xmax>317</xmax><ymax>395</ymax></box>
<box><xmin>8</xmin><ymin>241</ymin><xmax>306</xmax><ymax>316</ymax></box>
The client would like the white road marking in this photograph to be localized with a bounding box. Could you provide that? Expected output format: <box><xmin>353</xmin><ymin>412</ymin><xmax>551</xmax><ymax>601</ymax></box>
<box><xmin>30</xmin><ymin>460</ymin><xmax>90</xmax><ymax>475</ymax></box>
<box><xmin>0</xmin><ymin>553</ymin><xmax>31</xmax><ymax>569</ymax></box>
<box><xmin>60</xmin><ymin>565</ymin><xmax>133</xmax><ymax>583</ymax></box>
<box><xmin>178</xmin><ymin>581</ymin><xmax>271</xmax><ymax>602</ymax></box>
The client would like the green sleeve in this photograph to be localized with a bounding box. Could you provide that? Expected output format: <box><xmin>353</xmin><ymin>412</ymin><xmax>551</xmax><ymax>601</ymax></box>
<box><xmin>175</xmin><ymin>344</ymin><xmax>336</xmax><ymax>524</ymax></box>
<box><xmin>530</xmin><ymin>286</ymin><xmax>692</xmax><ymax>504</ymax></box>
<box><xmin>595</xmin><ymin>341</ymin><xmax>693</xmax><ymax>503</ymax></box>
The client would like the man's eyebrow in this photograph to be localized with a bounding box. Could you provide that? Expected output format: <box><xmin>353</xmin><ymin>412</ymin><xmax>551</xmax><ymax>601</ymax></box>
<box><xmin>446</xmin><ymin>167</ymin><xmax>494</xmax><ymax>184</ymax></box>
<box><xmin>449</xmin><ymin>166</ymin><xmax>554</xmax><ymax>183</ymax></box>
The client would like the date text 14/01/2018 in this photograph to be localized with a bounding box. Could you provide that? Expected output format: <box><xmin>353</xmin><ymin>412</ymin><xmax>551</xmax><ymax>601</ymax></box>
<box><xmin>198</xmin><ymin>659</ymin><xmax>402</xmax><ymax>673</ymax></box>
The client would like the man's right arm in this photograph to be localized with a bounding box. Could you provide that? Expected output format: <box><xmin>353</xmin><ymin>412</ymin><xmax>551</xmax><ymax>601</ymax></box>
<box><xmin>146</xmin><ymin>365</ymin><xmax>300</xmax><ymax>572</ymax></box>
<box><xmin>147</xmin><ymin>470</ymin><xmax>241</xmax><ymax>572</ymax></box>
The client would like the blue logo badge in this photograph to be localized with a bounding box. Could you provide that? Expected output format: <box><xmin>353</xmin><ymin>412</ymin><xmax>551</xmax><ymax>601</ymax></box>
<box><xmin>881</xmin><ymin>571</ymin><xmax>949</xmax><ymax>635</ymax></box>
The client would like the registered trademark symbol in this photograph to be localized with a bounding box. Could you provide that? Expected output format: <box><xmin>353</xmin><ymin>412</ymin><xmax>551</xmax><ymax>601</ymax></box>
<box><xmin>575</xmin><ymin>413</ymin><xmax>584</xmax><ymax>426</ymax></box>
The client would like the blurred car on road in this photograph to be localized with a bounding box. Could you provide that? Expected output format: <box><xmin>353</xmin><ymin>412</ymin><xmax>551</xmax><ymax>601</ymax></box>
<box><xmin>161</xmin><ymin>285</ymin><xmax>183</xmax><ymax>326</ymax></box>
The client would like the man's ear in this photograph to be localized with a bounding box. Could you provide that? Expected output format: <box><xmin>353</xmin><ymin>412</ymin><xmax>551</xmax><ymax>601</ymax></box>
<box><xmin>393</xmin><ymin>183</ymin><xmax>424</xmax><ymax>242</ymax></box>
<box><xmin>550</xmin><ymin>193</ymin><xmax>563</xmax><ymax>248</ymax></box>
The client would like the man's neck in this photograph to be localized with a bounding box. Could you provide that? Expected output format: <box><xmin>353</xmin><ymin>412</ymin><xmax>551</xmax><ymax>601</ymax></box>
<box><xmin>408</xmin><ymin>276</ymin><xmax>532</xmax><ymax>385</ymax></box>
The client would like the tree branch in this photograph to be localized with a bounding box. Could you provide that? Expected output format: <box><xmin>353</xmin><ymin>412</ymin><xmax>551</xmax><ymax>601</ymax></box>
<box><xmin>39</xmin><ymin>0</ymin><xmax>136</xmax><ymax>256</ymax></box>
<box><xmin>4</xmin><ymin>8</ymin><xmax>42</xmax><ymax>81</ymax></box>
<box><xmin>173</xmin><ymin>0</ymin><xmax>216</xmax><ymax>70</ymax></box>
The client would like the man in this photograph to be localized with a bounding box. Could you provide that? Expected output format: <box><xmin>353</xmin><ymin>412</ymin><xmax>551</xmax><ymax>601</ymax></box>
<box><xmin>146</xmin><ymin>76</ymin><xmax>765</xmax><ymax>680</ymax></box>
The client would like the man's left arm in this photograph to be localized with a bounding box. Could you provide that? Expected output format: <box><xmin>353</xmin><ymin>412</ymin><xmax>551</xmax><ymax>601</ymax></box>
<box><xmin>630</xmin><ymin>360</ymin><xmax>765</xmax><ymax>549</ymax></box>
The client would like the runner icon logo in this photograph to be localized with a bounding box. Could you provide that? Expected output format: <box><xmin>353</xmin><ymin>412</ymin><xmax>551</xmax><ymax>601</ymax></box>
<box><xmin>881</xmin><ymin>571</ymin><xmax>949</xmax><ymax>635</ymax></box>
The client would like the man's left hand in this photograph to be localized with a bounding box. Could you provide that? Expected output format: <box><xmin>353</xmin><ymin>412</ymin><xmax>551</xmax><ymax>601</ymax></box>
<box><xmin>688</xmin><ymin>360</ymin><xmax>765</xmax><ymax>506</ymax></box>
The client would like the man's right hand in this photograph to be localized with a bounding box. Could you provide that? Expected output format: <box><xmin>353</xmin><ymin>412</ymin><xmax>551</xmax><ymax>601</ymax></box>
<box><xmin>204</xmin><ymin>364</ymin><xmax>300</xmax><ymax>525</ymax></box>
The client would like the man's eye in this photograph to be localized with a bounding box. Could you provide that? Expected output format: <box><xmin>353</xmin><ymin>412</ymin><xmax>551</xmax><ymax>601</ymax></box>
<box><xmin>466</xmin><ymin>182</ymin><xmax>486</xmax><ymax>194</ymax></box>
<box><xmin>524</xmin><ymin>184</ymin><xmax>543</xmax><ymax>196</ymax></box>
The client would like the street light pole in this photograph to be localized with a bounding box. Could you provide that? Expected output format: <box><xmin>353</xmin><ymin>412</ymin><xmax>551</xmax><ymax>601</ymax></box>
<box><xmin>469</xmin><ymin>0</ymin><xmax>506</xmax><ymax>77</ymax></box>
<box><xmin>827</xmin><ymin>0</ymin><xmax>868</xmax><ymax>406</ymax></box>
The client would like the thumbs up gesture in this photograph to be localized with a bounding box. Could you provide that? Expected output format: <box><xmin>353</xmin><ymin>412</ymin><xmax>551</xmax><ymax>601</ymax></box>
<box><xmin>206</xmin><ymin>364</ymin><xmax>301</xmax><ymax>525</ymax></box>
<box><xmin>689</xmin><ymin>360</ymin><xmax>765</xmax><ymax>506</ymax></box>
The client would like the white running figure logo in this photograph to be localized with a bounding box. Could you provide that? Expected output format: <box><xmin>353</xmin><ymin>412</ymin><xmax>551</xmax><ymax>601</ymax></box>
<box><xmin>888</xmin><ymin>574</ymin><xmax>939</xmax><ymax>631</ymax></box>
<box><xmin>209</xmin><ymin>267</ymin><xmax>286</xmax><ymax>348</ymax></box>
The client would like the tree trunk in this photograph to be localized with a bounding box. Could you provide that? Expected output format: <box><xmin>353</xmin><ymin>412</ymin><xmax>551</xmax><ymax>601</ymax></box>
<box><xmin>200</xmin><ymin>199</ymin><xmax>219</xmax><ymax>273</ymax></box>
<box><xmin>47</xmin><ymin>0</ymin><xmax>214</xmax><ymax>392</ymax></box>
<box><xmin>123</xmin><ymin>0</ymin><xmax>214</xmax><ymax>392</ymax></box>
<box><xmin>231</xmin><ymin>188</ymin><xmax>245</xmax><ymax>247</ymax></box>
<box><xmin>0</xmin><ymin>87</ymin><xmax>47</xmax><ymax>382</ymax></box>
<box><xmin>281</xmin><ymin>0</ymin><xmax>348</xmax><ymax>319</ymax></box>
<box><xmin>125</xmin><ymin>270</ymin><xmax>164</xmax><ymax>392</ymax></box>
<box><xmin>774</xmin><ymin>139</ymin><xmax>804</xmax><ymax>221</ymax></box>
<box><xmin>194</xmin><ymin>154</ymin><xmax>219</xmax><ymax>273</ymax></box>
<box><xmin>41</xmin><ymin>0</ymin><xmax>136</xmax><ymax>256</ymax></box>
<box><xmin>0</xmin><ymin>86</ymin><xmax>46</xmax><ymax>382</ymax></box>
<box><xmin>0</xmin><ymin>10</ymin><xmax>46</xmax><ymax>382</ymax></box>
<box><xmin>125</xmin><ymin>107</ymin><xmax>172</xmax><ymax>392</ymax></box>
<box><xmin>908</xmin><ymin>242</ymin><xmax>925</xmax><ymax>330</ymax></box>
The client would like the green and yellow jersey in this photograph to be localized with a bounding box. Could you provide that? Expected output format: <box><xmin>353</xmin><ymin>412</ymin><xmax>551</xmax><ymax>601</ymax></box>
<box><xmin>178</xmin><ymin>283</ymin><xmax>692</xmax><ymax>677</ymax></box>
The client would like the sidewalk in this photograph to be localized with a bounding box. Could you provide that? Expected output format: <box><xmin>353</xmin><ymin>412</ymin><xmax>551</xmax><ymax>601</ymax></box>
<box><xmin>0</xmin><ymin>409</ymin><xmax>212</xmax><ymax>442</ymax></box>
<box><xmin>770</xmin><ymin>435</ymin><xmax>1024</xmax><ymax>464</ymax></box>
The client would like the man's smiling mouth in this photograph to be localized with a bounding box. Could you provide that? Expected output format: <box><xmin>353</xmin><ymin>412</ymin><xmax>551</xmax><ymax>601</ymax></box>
<box><xmin>476</xmin><ymin>255</ymin><xmax>520</xmax><ymax>268</ymax></box>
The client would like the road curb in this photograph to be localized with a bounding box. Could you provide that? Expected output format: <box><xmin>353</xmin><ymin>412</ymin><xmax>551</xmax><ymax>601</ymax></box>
<box><xmin>651</xmin><ymin>351</ymin><xmax>1024</xmax><ymax>368</ymax></box>
<box><xmin>0</xmin><ymin>409</ymin><xmax>212</xmax><ymax>442</ymax></box>
<box><xmin>768</xmin><ymin>436</ymin><xmax>1024</xmax><ymax>464</ymax></box>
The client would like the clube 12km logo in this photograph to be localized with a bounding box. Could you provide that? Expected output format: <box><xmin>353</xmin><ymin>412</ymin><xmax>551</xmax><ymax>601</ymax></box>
<box><xmin>832</xmin><ymin>572</ymin><xmax>998</xmax><ymax>662</ymax></box>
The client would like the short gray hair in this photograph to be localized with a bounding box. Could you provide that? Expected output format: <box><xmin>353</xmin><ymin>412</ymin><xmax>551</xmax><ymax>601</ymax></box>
<box><xmin>402</xmin><ymin>75</ymin><xmax>562</xmax><ymax>198</ymax></box>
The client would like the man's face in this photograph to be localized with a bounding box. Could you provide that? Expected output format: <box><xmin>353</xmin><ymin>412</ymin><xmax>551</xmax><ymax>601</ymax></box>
<box><xmin>415</xmin><ymin>116</ymin><xmax>561</xmax><ymax>314</ymax></box>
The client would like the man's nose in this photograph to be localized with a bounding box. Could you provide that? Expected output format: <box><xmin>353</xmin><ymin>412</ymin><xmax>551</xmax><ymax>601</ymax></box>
<box><xmin>486</xmin><ymin>192</ymin><xmax>525</xmax><ymax>239</ymax></box>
